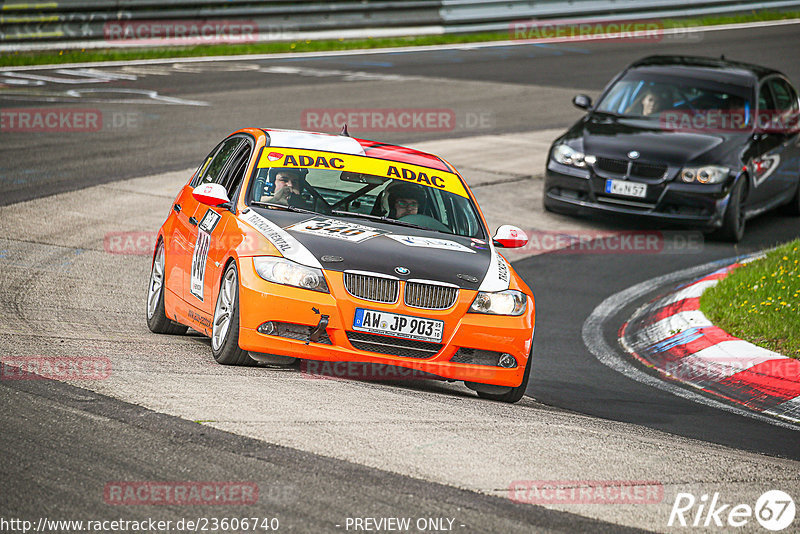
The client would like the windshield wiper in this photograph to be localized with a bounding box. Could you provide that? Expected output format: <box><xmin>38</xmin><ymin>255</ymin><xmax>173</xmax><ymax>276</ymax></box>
<box><xmin>250</xmin><ymin>201</ymin><xmax>320</xmax><ymax>216</ymax></box>
<box><xmin>330</xmin><ymin>210</ymin><xmax>431</xmax><ymax>231</ymax></box>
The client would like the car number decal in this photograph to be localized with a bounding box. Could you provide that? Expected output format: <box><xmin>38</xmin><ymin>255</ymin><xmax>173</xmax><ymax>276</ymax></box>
<box><xmin>190</xmin><ymin>230</ymin><xmax>211</xmax><ymax>301</ymax></box>
<box><xmin>198</xmin><ymin>209</ymin><xmax>221</xmax><ymax>233</ymax></box>
<box><xmin>385</xmin><ymin>234</ymin><xmax>476</xmax><ymax>254</ymax></box>
<box><xmin>286</xmin><ymin>217</ymin><xmax>384</xmax><ymax>243</ymax></box>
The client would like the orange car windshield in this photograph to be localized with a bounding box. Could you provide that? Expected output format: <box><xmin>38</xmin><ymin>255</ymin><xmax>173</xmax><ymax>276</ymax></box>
<box><xmin>249</xmin><ymin>167</ymin><xmax>485</xmax><ymax>239</ymax></box>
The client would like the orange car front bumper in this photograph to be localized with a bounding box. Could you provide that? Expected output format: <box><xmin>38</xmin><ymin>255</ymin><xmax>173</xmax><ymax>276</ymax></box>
<box><xmin>236</xmin><ymin>258</ymin><xmax>535</xmax><ymax>387</ymax></box>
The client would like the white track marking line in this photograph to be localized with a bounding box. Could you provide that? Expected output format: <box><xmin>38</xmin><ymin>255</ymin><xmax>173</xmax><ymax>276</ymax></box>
<box><xmin>661</xmin><ymin>279</ymin><xmax>719</xmax><ymax>305</ymax></box>
<box><xmin>2</xmin><ymin>19</ymin><xmax>799</xmax><ymax>72</ymax></box>
<box><xmin>583</xmin><ymin>257</ymin><xmax>800</xmax><ymax>430</ymax></box>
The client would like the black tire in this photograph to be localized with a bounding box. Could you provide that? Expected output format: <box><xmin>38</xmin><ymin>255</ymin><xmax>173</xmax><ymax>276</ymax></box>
<box><xmin>542</xmin><ymin>194</ymin><xmax>578</xmax><ymax>216</ymax></box>
<box><xmin>211</xmin><ymin>262</ymin><xmax>254</xmax><ymax>366</ymax></box>
<box><xmin>146</xmin><ymin>240</ymin><xmax>188</xmax><ymax>335</ymax></box>
<box><xmin>476</xmin><ymin>348</ymin><xmax>533</xmax><ymax>404</ymax></box>
<box><xmin>780</xmin><ymin>179</ymin><xmax>800</xmax><ymax>216</ymax></box>
<box><xmin>713</xmin><ymin>177</ymin><xmax>747</xmax><ymax>243</ymax></box>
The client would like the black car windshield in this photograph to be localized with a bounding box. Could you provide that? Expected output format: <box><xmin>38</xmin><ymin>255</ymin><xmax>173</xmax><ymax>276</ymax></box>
<box><xmin>596</xmin><ymin>72</ymin><xmax>753</xmax><ymax>121</ymax></box>
<box><xmin>249</xmin><ymin>166</ymin><xmax>485</xmax><ymax>239</ymax></box>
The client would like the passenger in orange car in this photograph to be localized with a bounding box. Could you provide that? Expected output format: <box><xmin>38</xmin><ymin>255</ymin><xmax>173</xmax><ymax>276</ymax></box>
<box><xmin>388</xmin><ymin>183</ymin><xmax>426</xmax><ymax>219</ymax></box>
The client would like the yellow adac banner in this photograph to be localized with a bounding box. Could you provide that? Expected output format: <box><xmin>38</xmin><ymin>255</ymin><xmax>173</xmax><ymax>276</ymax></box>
<box><xmin>257</xmin><ymin>148</ymin><xmax>468</xmax><ymax>198</ymax></box>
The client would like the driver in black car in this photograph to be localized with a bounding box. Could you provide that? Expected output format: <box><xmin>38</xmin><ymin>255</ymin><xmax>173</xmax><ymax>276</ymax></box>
<box><xmin>388</xmin><ymin>183</ymin><xmax>426</xmax><ymax>219</ymax></box>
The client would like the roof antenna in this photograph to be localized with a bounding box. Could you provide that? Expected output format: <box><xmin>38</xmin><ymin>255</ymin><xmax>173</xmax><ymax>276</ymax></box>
<box><xmin>339</xmin><ymin>124</ymin><xmax>350</xmax><ymax>137</ymax></box>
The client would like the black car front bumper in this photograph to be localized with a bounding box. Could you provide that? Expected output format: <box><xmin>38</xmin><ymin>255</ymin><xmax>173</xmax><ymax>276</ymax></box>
<box><xmin>543</xmin><ymin>161</ymin><xmax>733</xmax><ymax>230</ymax></box>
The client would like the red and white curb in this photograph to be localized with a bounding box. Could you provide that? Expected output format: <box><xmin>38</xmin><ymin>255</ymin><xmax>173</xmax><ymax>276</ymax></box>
<box><xmin>620</xmin><ymin>260</ymin><xmax>800</xmax><ymax>425</ymax></box>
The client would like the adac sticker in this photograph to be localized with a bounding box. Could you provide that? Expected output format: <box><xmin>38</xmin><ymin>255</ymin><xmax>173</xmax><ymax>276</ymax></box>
<box><xmin>257</xmin><ymin>148</ymin><xmax>468</xmax><ymax>198</ymax></box>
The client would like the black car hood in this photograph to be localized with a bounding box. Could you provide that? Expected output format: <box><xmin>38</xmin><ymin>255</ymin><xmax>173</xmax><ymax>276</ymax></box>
<box><xmin>578</xmin><ymin>114</ymin><xmax>743</xmax><ymax>166</ymax></box>
<box><xmin>246</xmin><ymin>208</ymin><xmax>491</xmax><ymax>290</ymax></box>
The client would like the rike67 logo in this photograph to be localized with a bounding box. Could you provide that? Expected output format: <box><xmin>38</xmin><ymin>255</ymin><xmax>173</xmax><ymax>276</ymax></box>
<box><xmin>668</xmin><ymin>490</ymin><xmax>795</xmax><ymax>531</ymax></box>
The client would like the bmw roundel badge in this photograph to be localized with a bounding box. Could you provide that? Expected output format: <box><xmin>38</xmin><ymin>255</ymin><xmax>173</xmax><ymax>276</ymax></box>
<box><xmin>394</xmin><ymin>266</ymin><xmax>410</xmax><ymax>276</ymax></box>
<box><xmin>627</xmin><ymin>150</ymin><xmax>640</xmax><ymax>159</ymax></box>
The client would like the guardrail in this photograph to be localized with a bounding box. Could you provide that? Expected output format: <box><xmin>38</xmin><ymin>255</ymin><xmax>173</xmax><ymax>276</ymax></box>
<box><xmin>2</xmin><ymin>0</ymin><xmax>799</xmax><ymax>51</ymax></box>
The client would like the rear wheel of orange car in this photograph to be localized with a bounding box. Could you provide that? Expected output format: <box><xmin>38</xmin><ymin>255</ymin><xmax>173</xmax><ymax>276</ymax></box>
<box><xmin>211</xmin><ymin>262</ymin><xmax>254</xmax><ymax>366</ymax></box>
<box><xmin>146</xmin><ymin>240</ymin><xmax>188</xmax><ymax>336</ymax></box>
<box><xmin>476</xmin><ymin>349</ymin><xmax>532</xmax><ymax>404</ymax></box>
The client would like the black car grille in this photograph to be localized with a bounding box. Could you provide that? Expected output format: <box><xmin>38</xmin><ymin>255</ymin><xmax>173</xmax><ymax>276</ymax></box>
<box><xmin>450</xmin><ymin>348</ymin><xmax>505</xmax><ymax>366</ymax></box>
<box><xmin>344</xmin><ymin>272</ymin><xmax>459</xmax><ymax>310</ymax></box>
<box><xmin>595</xmin><ymin>157</ymin><xmax>628</xmax><ymax>174</ymax></box>
<box><xmin>404</xmin><ymin>282</ymin><xmax>458</xmax><ymax>310</ymax></box>
<box><xmin>346</xmin><ymin>331</ymin><xmax>442</xmax><ymax>359</ymax></box>
<box><xmin>631</xmin><ymin>162</ymin><xmax>668</xmax><ymax>179</ymax></box>
<box><xmin>343</xmin><ymin>272</ymin><xmax>398</xmax><ymax>303</ymax></box>
<box><xmin>594</xmin><ymin>157</ymin><xmax>667</xmax><ymax>179</ymax></box>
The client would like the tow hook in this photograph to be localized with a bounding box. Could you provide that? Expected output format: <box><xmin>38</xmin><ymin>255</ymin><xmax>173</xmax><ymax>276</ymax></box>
<box><xmin>308</xmin><ymin>314</ymin><xmax>329</xmax><ymax>344</ymax></box>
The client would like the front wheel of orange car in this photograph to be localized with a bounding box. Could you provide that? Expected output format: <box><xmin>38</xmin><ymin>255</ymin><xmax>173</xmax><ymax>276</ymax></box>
<box><xmin>211</xmin><ymin>262</ymin><xmax>254</xmax><ymax>366</ymax></box>
<box><xmin>476</xmin><ymin>349</ymin><xmax>533</xmax><ymax>403</ymax></box>
<box><xmin>146</xmin><ymin>240</ymin><xmax>188</xmax><ymax>336</ymax></box>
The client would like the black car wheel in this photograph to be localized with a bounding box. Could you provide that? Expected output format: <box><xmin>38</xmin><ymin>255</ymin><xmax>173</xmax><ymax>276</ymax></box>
<box><xmin>714</xmin><ymin>177</ymin><xmax>747</xmax><ymax>243</ymax></box>
<box><xmin>146</xmin><ymin>240</ymin><xmax>188</xmax><ymax>335</ymax></box>
<box><xmin>781</xmin><ymin>178</ymin><xmax>800</xmax><ymax>216</ymax></box>
<box><xmin>476</xmin><ymin>348</ymin><xmax>533</xmax><ymax>404</ymax></box>
<box><xmin>211</xmin><ymin>262</ymin><xmax>254</xmax><ymax>366</ymax></box>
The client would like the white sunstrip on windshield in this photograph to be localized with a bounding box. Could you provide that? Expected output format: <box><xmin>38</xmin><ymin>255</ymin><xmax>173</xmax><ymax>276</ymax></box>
<box><xmin>239</xmin><ymin>209</ymin><xmax>322</xmax><ymax>268</ymax></box>
<box><xmin>478</xmin><ymin>245</ymin><xmax>511</xmax><ymax>292</ymax></box>
<box><xmin>265</xmin><ymin>129</ymin><xmax>367</xmax><ymax>155</ymax></box>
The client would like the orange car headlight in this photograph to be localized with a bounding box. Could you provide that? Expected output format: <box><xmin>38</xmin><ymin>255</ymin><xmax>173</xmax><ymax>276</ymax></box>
<box><xmin>253</xmin><ymin>256</ymin><xmax>329</xmax><ymax>293</ymax></box>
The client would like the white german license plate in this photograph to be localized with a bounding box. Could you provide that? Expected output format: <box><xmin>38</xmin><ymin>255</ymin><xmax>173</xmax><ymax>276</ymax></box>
<box><xmin>605</xmin><ymin>179</ymin><xmax>647</xmax><ymax>198</ymax></box>
<box><xmin>353</xmin><ymin>308</ymin><xmax>444</xmax><ymax>343</ymax></box>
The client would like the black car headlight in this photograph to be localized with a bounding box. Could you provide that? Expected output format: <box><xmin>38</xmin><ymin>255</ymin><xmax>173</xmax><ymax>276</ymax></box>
<box><xmin>253</xmin><ymin>257</ymin><xmax>329</xmax><ymax>293</ymax></box>
<box><xmin>469</xmin><ymin>290</ymin><xmax>527</xmax><ymax>316</ymax></box>
<box><xmin>679</xmin><ymin>165</ymin><xmax>729</xmax><ymax>184</ymax></box>
<box><xmin>552</xmin><ymin>144</ymin><xmax>596</xmax><ymax>168</ymax></box>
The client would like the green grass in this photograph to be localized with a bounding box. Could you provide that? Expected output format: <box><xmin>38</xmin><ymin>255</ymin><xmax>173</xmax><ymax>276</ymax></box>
<box><xmin>2</xmin><ymin>9</ymin><xmax>799</xmax><ymax>67</ymax></box>
<box><xmin>701</xmin><ymin>239</ymin><xmax>800</xmax><ymax>359</ymax></box>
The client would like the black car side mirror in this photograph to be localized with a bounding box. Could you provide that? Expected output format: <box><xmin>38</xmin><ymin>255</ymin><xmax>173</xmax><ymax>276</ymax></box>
<box><xmin>572</xmin><ymin>94</ymin><xmax>592</xmax><ymax>110</ymax></box>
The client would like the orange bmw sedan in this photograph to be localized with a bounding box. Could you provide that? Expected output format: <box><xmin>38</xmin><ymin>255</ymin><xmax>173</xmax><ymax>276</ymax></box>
<box><xmin>146</xmin><ymin>128</ymin><xmax>535</xmax><ymax>402</ymax></box>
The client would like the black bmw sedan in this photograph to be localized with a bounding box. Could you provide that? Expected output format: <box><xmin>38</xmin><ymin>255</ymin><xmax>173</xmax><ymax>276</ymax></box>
<box><xmin>544</xmin><ymin>55</ymin><xmax>800</xmax><ymax>241</ymax></box>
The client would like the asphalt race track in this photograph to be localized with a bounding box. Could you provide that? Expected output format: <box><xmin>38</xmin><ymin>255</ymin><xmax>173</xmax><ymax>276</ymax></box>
<box><xmin>1</xmin><ymin>21</ymin><xmax>799</xmax><ymax>533</ymax></box>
